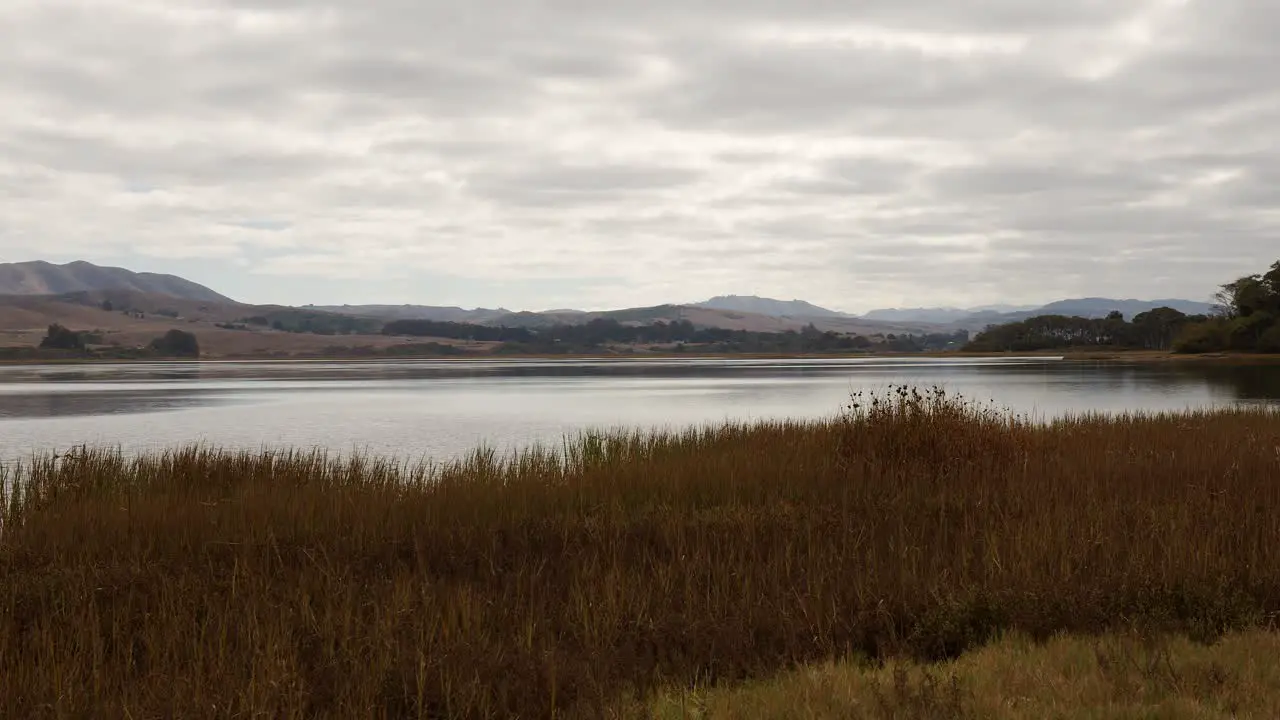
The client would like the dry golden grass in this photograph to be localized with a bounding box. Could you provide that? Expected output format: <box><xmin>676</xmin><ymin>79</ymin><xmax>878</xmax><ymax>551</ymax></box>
<box><xmin>2</xmin><ymin>387</ymin><xmax>1280</xmax><ymax>718</ymax></box>
<box><xmin>642</xmin><ymin>629</ymin><xmax>1280</xmax><ymax>719</ymax></box>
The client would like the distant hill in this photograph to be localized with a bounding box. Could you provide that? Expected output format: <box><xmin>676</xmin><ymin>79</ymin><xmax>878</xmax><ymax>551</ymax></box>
<box><xmin>6</xmin><ymin>260</ymin><xmax>1217</xmax><ymax>347</ymax></box>
<box><xmin>862</xmin><ymin>307</ymin><xmax>987</xmax><ymax>324</ymax></box>
<box><xmin>0</xmin><ymin>289</ymin><xmax>431</xmax><ymax>358</ymax></box>
<box><xmin>1030</xmin><ymin>298</ymin><xmax>1214</xmax><ymax>319</ymax></box>
<box><xmin>305</xmin><ymin>304</ymin><xmax>511</xmax><ymax>324</ymax></box>
<box><xmin>863</xmin><ymin>298</ymin><xmax>1214</xmax><ymax>329</ymax></box>
<box><xmin>863</xmin><ymin>304</ymin><xmax>1044</xmax><ymax>323</ymax></box>
<box><xmin>299</xmin><ymin>294</ymin><xmax>1218</xmax><ymax>334</ymax></box>
<box><xmin>0</xmin><ymin>260</ymin><xmax>234</xmax><ymax>303</ymax></box>
<box><xmin>692</xmin><ymin>295</ymin><xmax>848</xmax><ymax>318</ymax></box>
<box><xmin>969</xmin><ymin>303</ymin><xmax>1041</xmax><ymax>314</ymax></box>
<box><xmin>352</xmin><ymin>302</ymin><xmax>927</xmax><ymax>335</ymax></box>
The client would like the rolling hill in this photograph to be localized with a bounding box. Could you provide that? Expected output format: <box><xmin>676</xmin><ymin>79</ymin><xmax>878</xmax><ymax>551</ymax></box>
<box><xmin>0</xmin><ymin>290</ymin><xmax>443</xmax><ymax>358</ymax></box>
<box><xmin>0</xmin><ymin>260</ymin><xmax>234</xmax><ymax>303</ymax></box>
<box><xmin>862</xmin><ymin>307</ymin><xmax>995</xmax><ymax>324</ymax></box>
<box><xmin>691</xmin><ymin>295</ymin><xmax>849</xmax><ymax>318</ymax></box>
<box><xmin>304</xmin><ymin>304</ymin><xmax>512</xmax><ymax>324</ymax></box>
<box><xmin>0</xmin><ymin>259</ymin><xmax>1224</xmax><ymax>357</ymax></box>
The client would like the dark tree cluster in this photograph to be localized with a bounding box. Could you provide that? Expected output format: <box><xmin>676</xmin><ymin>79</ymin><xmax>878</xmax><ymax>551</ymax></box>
<box><xmin>38</xmin><ymin>323</ymin><xmax>88</xmax><ymax>351</ymax></box>
<box><xmin>383</xmin><ymin>316</ymin><xmax>971</xmax><ymax>355</ymax></box>
<box><xmin>383</xmin><ymin>317</ymin><xmax>959</xmax><ymax>354</ymax></box>
<box><xmin>879</xmin><ymin>331</ymin><xmax>970</xmax><ymax>352</ymax></box>
<box><xmin>33</xmin><ymin>324</ymin><xmax>199</xmax><ymax>359</ymax></box>
<box><xmin>149</xmin><ymin>329</ymin><xmax>200</xmax><ymax>358</ymax></box>
<box><xmin>964</xmin><ymin>309</ymin><xmax>1206</xmax><ymax>352</ymax></box>
<box><xmin>383</xmin><ymin>319</ymin><xmax>536</xmax><ymax>343</ymax></box>
<box><xmin>1175</xmin><ymin>260</ymin><xmax>1280</xmax><ymax>354</ymax></box>
<box><xmin>964</xmin><ymin>259</ymin><xmax>1280</xmax><ymax>355</ymax></box>
<box><xmin>256</xmin><ymin>310</ymin><xmax>381</xmax><ymax>336</ymax></box>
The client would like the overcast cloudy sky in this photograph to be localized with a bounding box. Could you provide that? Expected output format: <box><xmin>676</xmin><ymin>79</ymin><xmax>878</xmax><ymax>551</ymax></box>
<box><xmin>1</xmin><ymin>0</ymin><xmax>1277</xmax><ymax>312</ymax></box>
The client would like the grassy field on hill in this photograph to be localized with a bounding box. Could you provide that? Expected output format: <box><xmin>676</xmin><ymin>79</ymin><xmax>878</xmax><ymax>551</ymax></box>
<box><xmin>3</xmin><ymin>388</ymin><xmax>1280</xmax><ymax>717</ymax></box>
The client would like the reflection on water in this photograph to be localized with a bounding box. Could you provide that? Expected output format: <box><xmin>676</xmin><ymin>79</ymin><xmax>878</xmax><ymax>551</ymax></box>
<box><xmin>0</xmin><ymin>390</ymin><xmax>243</xmax><ymax>419</ymax></box>
<box><xmin>1187</xmin><ymin>365</ymin><xmax>1280</xmax><ymax>399</ymax></box>
<box><xmin>1</xmin><ymin>357</ymin><xmax>1277</xmax><ymax>462</ymax></box>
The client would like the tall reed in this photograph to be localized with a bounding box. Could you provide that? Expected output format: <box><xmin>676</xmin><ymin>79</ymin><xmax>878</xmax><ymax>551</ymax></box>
<box><xmin>3</xmin><ymin>388</ymin><xmax>1280</xmax><ymax>718</ymax></box>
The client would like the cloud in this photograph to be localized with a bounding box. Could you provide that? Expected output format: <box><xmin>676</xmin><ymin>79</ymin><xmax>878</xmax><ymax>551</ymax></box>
<box><xmin>0</xmin><ymin>0</ymin><xmax>1277</xmax><ymax>311</ymax></box>
<box><xmin>464</xmin><ymin>162</ymin><xmax>705</xmax><ymax>207</ymax></box>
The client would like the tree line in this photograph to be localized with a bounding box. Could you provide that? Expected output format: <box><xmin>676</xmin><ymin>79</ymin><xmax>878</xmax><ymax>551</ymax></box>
<box><xmin>964</xmin><ymin>258</ymin><xmax>1280</xmax><ymax>354</ymax></box>
<box><xmin>1177</xmin><ymin>260</ymin><xmax>1280</xmax><ymax>353</ymax></box>
<box><xmin>34</xmin><ymin>324</ymin><xmax>200</xmax><ymax>358</ymax></box>
<box><xmin>963</xmin><ymin>307</ymin><xmax>1207</xmax><ymax>352</ymax></box>
<box><xmin>383</xmin><ymin>318</ymin><xmax>969</xmax><ymax>354</ymax></box>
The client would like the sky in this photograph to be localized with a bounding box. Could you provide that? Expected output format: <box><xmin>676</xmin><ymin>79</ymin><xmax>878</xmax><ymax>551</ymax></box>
<box><xmin>1</xmin><ymin>0</ymin><xmax>1277</xmax><ymax>313</ymax></box>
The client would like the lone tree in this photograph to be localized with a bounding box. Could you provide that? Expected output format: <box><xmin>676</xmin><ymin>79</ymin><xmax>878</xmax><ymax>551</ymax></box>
<box><xmin>39</xmin><ymin>324</ymin><xmax>85</xmax><ymax>351</ymax></box>
<box><xmin>149</xmin><ymin>329</ymin><xmax>200</xmax><ymax>358</ymax></box>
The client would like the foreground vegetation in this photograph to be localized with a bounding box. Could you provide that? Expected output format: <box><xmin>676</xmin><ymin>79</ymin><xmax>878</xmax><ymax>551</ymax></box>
<box><xmin>3</xmin><ymin>390</ymin><xmax>1280</xmax><ymax>717</ymax></box>
<box><xmin>642</xmin><ymin>629</ymin><xmax>1280</xmax><ymax>719</ymax></box>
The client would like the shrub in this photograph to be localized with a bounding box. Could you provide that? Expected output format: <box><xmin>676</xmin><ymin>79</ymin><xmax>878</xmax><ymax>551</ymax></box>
<box><xmin>1173</xmin><ymin>320</ymin><xmax>1229</xmax><ymax>354</ymax></box>
<box><xmin>1259</xmin><ymin>324</ymin><xmax>1280</xmax><ymax>353</ymax></box>
<box><xmin>149</xmin><ymin>329</ymin><xmax>200</xmax><ymax>358</ymax></box>
<box><xmin>37</xmin><ymin>323</ymin><xmax>85</xmax><ymax>350</ymax></box>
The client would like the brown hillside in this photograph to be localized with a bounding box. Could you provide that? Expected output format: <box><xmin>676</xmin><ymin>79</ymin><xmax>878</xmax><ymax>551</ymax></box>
<box><xmin>0</xmin><ymin>293</ymin><xmax>438</xmax><ymax>358</ymax></box>
<box><xmin>0</xmin><ymin>260</ymin><xmax>234</xmax><ymax>303</ymax></box>
<box><xmin>676</xmin><ymin>306</ymin><xmax>937</xmax><ymax>335</ymax></box>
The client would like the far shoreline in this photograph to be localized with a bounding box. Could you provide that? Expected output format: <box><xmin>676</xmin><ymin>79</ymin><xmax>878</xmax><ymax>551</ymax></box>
<box><xmin>2</xmin><ymin>348</ymin><xmax>1279</xmax><ymax>366</ymax></box>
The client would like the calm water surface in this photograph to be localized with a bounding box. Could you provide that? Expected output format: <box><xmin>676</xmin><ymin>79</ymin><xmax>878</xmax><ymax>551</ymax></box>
<box><xmin>2</xmin><ymin>357</ymin><xmax>1279</xmax><ymax>462</ymax></box>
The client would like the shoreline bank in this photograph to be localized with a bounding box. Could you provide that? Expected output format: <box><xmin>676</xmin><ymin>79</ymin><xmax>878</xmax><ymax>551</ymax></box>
<box><xmin>2</xmin><ymin>348</ymin><xmax>1278</xmax><ymax>365</ymax></box>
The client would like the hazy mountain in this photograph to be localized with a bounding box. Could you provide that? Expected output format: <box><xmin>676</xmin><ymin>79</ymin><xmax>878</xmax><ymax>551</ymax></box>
<box><xmin>865</xmin><ymin>298</ymin><xmax>1213</xmax><ymax>328</ymax></box>
<box><xmin>3</xmin><ymin>261</ymin><xmax>1217</xmax><ymax>342</ymax></box>
<box><xmin>305</xmin><ymin>304</ymin><xmax>512</xmax><ymax>324</ymax></box>
<box><xmin>861</xmin><ymin>307</ymin><xmax>978</xmax><ymax>323</ymax></box>
<box><xmin>1031</xmin><ymin>297</ymin><xmax>1214</xmax><ymax>319</ymax></box>
<box><xmin>692</xmin><ymin>295</ymin><xmax>848</xmax><ymax>318</ymax></box>
<box><xmin>0</xmin><ymin>260</ymin><xmax>233</xmax><ymax>303</ymax></box>
<box><xmin>968</xmin><ymin>303</ymin><xmax>1042</xmax><ymax>313</ymax></box>
<box><xmin>863</xmin><ymin>304</ymin><xmax>1040</xmax><ymax>323</ymax></box>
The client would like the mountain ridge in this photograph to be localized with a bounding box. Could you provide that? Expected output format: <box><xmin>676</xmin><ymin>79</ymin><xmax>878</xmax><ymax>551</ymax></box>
<box><xmin>0</xmin><ymin>260</ymin><xmax>234</xmax><ymax>304</ymax></box>
<box><xmin>690</xmin><ymin>295</ymin><xmax>850</xmax><ymax>318</ymax></box>
<box><xmin>0</xmin><ymin>260</ymin><xmax>1217</xmax><ymax>335</ymax></box>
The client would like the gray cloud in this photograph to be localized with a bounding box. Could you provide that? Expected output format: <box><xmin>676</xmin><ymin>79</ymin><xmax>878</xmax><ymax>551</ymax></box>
<box><xmin>462</xmin><ymin>162</ymin><xmax>705</xmax><ymax>208</ymax></box>
<box><xmin>0</xmin><ymin>0</ymin><xmax>1277</xmax><ymax>311</ymax></box>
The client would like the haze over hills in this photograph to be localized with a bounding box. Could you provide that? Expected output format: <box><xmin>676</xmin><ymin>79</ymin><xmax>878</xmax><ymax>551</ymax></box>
<box><xmin>861</xmin><ymin>306</ymin><xmax>1040</xmax><ymax>324</ymax></box>
<box><xmin>314</xmin><ymin>297</ymin><xmax>860</xmax><ymax>326</ymax></box>
<box><xmin>0</xmin><ymin>261</ymin><xmax>1222</xmax><ymax>351</ymax></box>
<box><xmin>1032</xmin><ymin>298</ymin><xmax>1215</xmax><ymax>318</ymax></box>
<box><xmin>305</xmin><ymin>304</ymin><xmax>512</xmax><ymax>324</ymax></box>
<box><xmin>322</xmin><ymin>302</ymin><xmax>931</xmax><ymax>335</ymax></box>
<box><xmin>0</xmin><ymin>260</ymin><xmax>235</xmax><ymax>304</ymax></box>
<box><xmin>860</xmin><ymin>298</ymin><xmax>1216</xmax><ymax>329</ymax></box>
<box><xmin>673</xmin><ymin>295</ymin><xmax>1215</xmax><ymax>328</ymax></box>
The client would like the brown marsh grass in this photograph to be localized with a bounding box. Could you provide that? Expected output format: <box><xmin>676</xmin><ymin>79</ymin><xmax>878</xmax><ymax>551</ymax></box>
<box><xmin>642</xmin><ymin>628</ymin><xmax>1280</xmax><ymax>719</ymax></box>
<box><xmin>3</xmin><ymin>386</ymin><xmax>1280</xmax><ymax>718</ymax></box>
